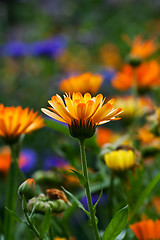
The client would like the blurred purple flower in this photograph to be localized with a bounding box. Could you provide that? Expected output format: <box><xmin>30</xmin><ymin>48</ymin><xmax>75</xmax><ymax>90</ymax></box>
<box><xmin>19</xmin><ymin>148</ymin><xmax>37</xmax><ymax>173</ymax></box>
<box><xmin>0</xmin><ymin>35</ymin><xmax>67</xmax><ymax>58</ymax></box>
<box><xmin>0</xmin><ymin>41</ymin><xmax>28</xmax><ymax>57</ymax></box>
<box><xmin>99</xmin><ymin>68</ymin><xmax>116</xmax><ymax>84</ymax></box>
<box><xmin>43</xmin><ymin>156</ymin><xmax>68</xmax><ymax>170</ymax></box>
<box><xmin>29</xmin><ymin>35</ymin><xmax>67</xmax><ymax>57</ymax></box>
<box><xmin>81</xmin><ymin>192</ymin><xmax>108</xmax><ymax>211</ymax></box>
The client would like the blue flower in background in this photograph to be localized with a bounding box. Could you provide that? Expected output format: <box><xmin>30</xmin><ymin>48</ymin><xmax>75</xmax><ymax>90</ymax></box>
<box><xmin>99</xmin><ymin>68</ymin><xmax>116</xmax><ymax>85</ymax></box>
<box><xmin>43</xmin><ymin>155</ymin><xmax>68</xmax><ymax>170</ymax></box>
<box><xmin>0</xmin><ymin>35</ymin><xmax>67</xmax><ymax>58</ymax></box>
<box><xmin>0</xmin><ymin>41</ymin><xmax>29</xmax><ymax>57</ymax></box>
<box><xmin>81</xmin><ymin>192</ymin><xmax>108</xmax><ymax>211</ymax></box>
<box><xmin>29</xmin><ymin>35</ymin><xmax>67</xmax><ymax>57</ymax></box>
<box><xmin>19</xmin><ymin>148</ymin><xmax>37</xmax><ymax>174</ymax></box>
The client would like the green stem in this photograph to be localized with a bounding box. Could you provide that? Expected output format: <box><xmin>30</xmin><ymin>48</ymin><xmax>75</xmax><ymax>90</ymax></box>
<box><xmin>79</xmin><ymin>139</ymin><xmax>100</xmax><ymax>240</ymax></box>
<box><xmin>22</xmin><ymin>198</ymin><xmax>42</xmax><ymax>240</ymax></box>
<box><xmin>4</xmin><ymin>144</ymin><xmax>19</xmax><ymax>240</ymax></box>
<box><xmin>108</xmin><ymin>172</ymin><xmax>114</xmax><ymax>220</ymax></box>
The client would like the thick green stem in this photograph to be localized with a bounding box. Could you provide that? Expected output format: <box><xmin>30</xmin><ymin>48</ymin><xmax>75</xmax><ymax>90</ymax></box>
<box><xmin>4</xmin><ymin>144</ymin><xmax>19</xmax><ymax>240</ymax></box>
<box><xmin>79</xmin><ymin>139</ymin><xmax>100</xmax><ymax>240</ymax></box>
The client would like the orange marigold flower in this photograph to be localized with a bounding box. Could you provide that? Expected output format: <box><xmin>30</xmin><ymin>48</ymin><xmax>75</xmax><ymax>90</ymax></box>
<box><xmin>0</xmin><ymin>147</ymin><xmax>11</xmax><ymax>175</ymax></box>
<box><xmin>0</xmin><ymin>104</ymin><xmax>44</xmax><ymax>144</ymax></box>
<box><xmin>137</xmin><ymin>126</ymin><xmax>160</xmax><ymax>148</ymax></box>
<box><xmin>59</xmin><ymin>72</ymin><xmax>104</xmax><ymax>95</ymax></box>
<box><xmin>112</xmin><ymin>60</ymin><xmax>160</xmax><ymax>91</ymax></box>
<box><xmin>130</xmin><ymin>35</ymin><xmax>158</xmax><ymax>59</ymax></box>
<box><xmin>129</xmin><ymin>219</ymin><xmax>160</xmax><ymax>240</ymax></box>
<box><xmin>96</xmin><ymin>127</ymin><xmax>114</xmax><ymax>147</ymax></box>
<box><xmin>41</xmin><ymin>93</ymin><xmax>122</xmax><ymax>139</ymax></box>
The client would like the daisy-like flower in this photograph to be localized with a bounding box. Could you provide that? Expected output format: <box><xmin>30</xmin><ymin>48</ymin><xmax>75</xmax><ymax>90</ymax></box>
<box><xmin>112</xmin><ymin>60</ymin><xmax>160</xmax><ymax>91</ymax></box>
<box><xmin>41</xmin><ymin>92</ymin><xmax>122</xmax><ymax>139</ymax></box>
<box><xmin>59</xmin><ymin>72</ymin><xmax>104</xmax><ymax>95</ymax></box>
<box><xmin>0</xmin><ymin>104</ymin><xmax>44</xmax><ymax>144</ymax></box>
<box><xmin>129</xmin><ymin>219</ymin><xmax>160</xmax><ymax>240</ymax></box>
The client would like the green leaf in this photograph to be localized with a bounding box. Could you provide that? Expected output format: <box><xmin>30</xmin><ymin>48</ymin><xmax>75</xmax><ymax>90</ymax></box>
<box><xmin>44</xmin><ymin>119</ymin><xmax>69</xmax><ymax>135</ymax></box>
<box><xmin>102</xmin><ymin>205</ymin><xmax>128</xmax><ymax>240</ymax></box>
<box><xmin>40</xmin><ymin>208</ymin><xmax>52</xmax><ymax>238</ymax></box>
<box><xmin>62</xmin><ymin>187</ymin><xmax>90</xmax><ymax>217</ymax></box>
<box><xmin>129</xmin><ymin>173</ymin><xmax>160</xmax><ymax>222</ymax></box>
<box><xmin>93</xmin><ymin>187</ymin><xmax>103</xmax><ymax>211</ymax></box>
<box><xmin>70</xmin><ymin>169</ymin><xmax>87</xmax><ymax>187</ymax></box>
<box><xmin>5</xmin><ymin>207</ymin><xmax>26</xmax><ymax>224</ymax></box>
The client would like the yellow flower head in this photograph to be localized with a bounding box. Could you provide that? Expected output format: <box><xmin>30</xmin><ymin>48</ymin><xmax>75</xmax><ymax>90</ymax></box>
<box><xmin>41</xmin><ymin>92</ymin><xmax>122</xmax><ymax>139</ymax></box>
<box><xmin>104</xmin><ymin>149</ymin><xmax>135</xmax><ymax>171</ymax></box>
<box><xmin>59</xmin><ymin>72</ymin><xmax>104</xmax><ymax>95</ymax></box>
<box><xmin>0</xmin><ymin>104</ymin><xmax>44</xmax><ymax>144</ymax></box>
<box><xmin>129</xmin><ymin>219</ymin><xmax>160</xmax><ymax>240</ymax></box>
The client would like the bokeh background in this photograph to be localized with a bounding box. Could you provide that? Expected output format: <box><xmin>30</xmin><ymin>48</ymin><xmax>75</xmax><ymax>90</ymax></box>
<box><xmin>1</xmin><ymin>1</ymin><xmax>160</xmax><ymax>239</ymax></box>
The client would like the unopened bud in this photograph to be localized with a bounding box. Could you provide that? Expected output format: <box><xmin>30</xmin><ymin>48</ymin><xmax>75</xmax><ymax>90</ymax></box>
<box><xmin>18</xmin><ymin>178</ymin><xmax>36</xmax><ymax>200</ymax></box>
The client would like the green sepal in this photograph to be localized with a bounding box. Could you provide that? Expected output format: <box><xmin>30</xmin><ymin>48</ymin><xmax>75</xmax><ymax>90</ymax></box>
<box><xmin>70</xmin><ymin>169</ymin><xmax>87</xmax><ymax>187</ymax></box>
<box><xmin>62</xmin><ymin>187</ymin><xmax>90</xmax><ymax>217</ymax></box>
<box><xmin>129</xmin><ymin>173</ymin><xmax>160</xmax><ymax>222</ymax></box>
<box><xmin>40</xmin><ymin>208</ymin><xmax>52</xmax><ymax>239</ymax></box>
<box><xmin>102</xmin><ymin>205</ymin><xmax>128</xmax><ymax>240</ymax></box>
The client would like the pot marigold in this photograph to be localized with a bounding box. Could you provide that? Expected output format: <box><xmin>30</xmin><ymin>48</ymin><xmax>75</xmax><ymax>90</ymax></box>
<box><xmin>130</xmin><ymin>35</ymin><xmax>158</xmax><ymax>59</ymax></box>
<box><xmin>59</xmin><ymin>72</ymin><xmax>104</xmax><ymax>95</ymax></box>
<box><xmin>0</xmin><ymin>104</ymin><xmax>44</xmax><ymax>144</ymax></box>
<box><xmin>112</xmin><ymin>60</ymin><xmax>160</xmax><ymax>91</ymax></box>
<box><xmin>129</xmin><ymin>219</ymin><xmax>160</xmax><ymax>240</ymax></box>
<box><xmin>41</xmin><ymin>92</ymin><xmax>122</xmax><ymax>139</ymax></box>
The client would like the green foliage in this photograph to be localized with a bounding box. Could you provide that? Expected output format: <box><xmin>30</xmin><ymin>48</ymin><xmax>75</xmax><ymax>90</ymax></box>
<box><xmin>129</xmin><ymin>173</ymin><xmax>160</xmax><ymax>223</ymax></box>
<box><xmin>102</xmin><ymin>205</ymin><xmax>128</xmax><ymax>240</ymax></box>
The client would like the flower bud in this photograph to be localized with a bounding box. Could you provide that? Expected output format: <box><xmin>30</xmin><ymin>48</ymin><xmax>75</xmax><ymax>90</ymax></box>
<box><xmin>18</xmin><ymin>178</ymin><xmax>36</xmax><ymax>200</ymax></box>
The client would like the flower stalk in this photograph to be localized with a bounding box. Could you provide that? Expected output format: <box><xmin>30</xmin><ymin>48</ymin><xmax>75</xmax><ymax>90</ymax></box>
<box><xmin>4</xmin><ymin>143</ymin><xmax>20</xmax><ymax>240</ymax></box>
<box><xmin>79</xmin><ymin>139</ymin><xmax>100</xmax><ymax>240</ymax></box>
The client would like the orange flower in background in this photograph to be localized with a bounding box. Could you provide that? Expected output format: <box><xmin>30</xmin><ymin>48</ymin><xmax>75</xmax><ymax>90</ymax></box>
<box><xmin>96</xmin><ymin>127</ymin><xmax>115</xmax><ymax>147</ymax></box>
<box><xmin>152</xmin><ymin>196</ymin><xmax>160</xmax><ymax>215</ymax></box>
<box><xmin>0</xmin><ymin>147</ymin><xmax>11</xmax><ymax>175</ymax></box>
<box><xmin>112</xmin><ymin>60</ymin><xmax>160</xmax><ymax>91</ymax></box>
<box><xmin>130</xmin><ymin>35</ymin><xmax>158</xmax><ymax>59</ymax></box>
<box><xmin>0</xmin><ymin>104</ymin><xmax>44</xmax><ymax>144</ymax></box>
<box><xmin>137</xmin><ymin>126</ymin><xmax>160</xmax><ymax>148</ymax></box>
<box><xmin>99</xmin><ymin>43</ymin><xmax>122</xmax><ymax>68</ymax></box>
<box><xmin>129</xmin><ymin>219</ymin><xmax>160</xmax><ymax>240</ymax></box>
<box><xmin>59</xmin><ymin>72</ymin><xmax>104</xmax><ymax>95</ymax></box>
<box><xmin>41</xmin><ymin>92</ymin><xmax>122</xmax><ymax>139</ymax></box>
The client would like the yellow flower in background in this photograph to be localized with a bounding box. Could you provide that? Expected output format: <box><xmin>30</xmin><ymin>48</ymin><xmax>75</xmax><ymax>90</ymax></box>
<box><xmin>0</xmin><ymin>104</ymin><xmax>44</xmax><ymax>144</ymax></box>
<box><xmin>114</xmin><ymin>96</ymin><xmax>154</xmax><ymax>119</ymax></box>
<box><xmin>41</xmin><ymin>92</ymin><xmax>122</xmax><ymax>139</ymax></box>
<box><xmin>104</xmin><ymin>149</ymin><xmax>135</xmax><ymax>171</ymax></box>
<box><xmin>130</xmin><ymin>35</ymin><xmax>158</xmax><ymax>59</ymax></box>
<box><xmin>129</xmin><ymin>219</ymin><xmax>160</xmax><ymax>240</ymax></box>
<box><xmin>59</xmin><ymin>72</ymin><xmax>104</xmax><ymax>95</ymax></box>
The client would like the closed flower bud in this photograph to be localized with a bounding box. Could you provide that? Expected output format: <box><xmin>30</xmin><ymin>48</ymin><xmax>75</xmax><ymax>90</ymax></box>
<box><xmin>104</xmin><ymin>149</ymin><xmax>135</xmax><ymax>171</ymax></box>
<box><xmin>18</xmin><ymin>178</ymin><xmax>36</xmax><ymax>200</ymax></box>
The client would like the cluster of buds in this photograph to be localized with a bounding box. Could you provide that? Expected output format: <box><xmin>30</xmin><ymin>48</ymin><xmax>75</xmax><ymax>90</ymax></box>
<box><xmin>27</xmin><ymin>188</ymin><xmax>70</xmax><ymax>215</ymax></box>
<box><xmin>18</xmin><ymin>179</ymin><xmax>70</xmax><ymax>215</ymax></box>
